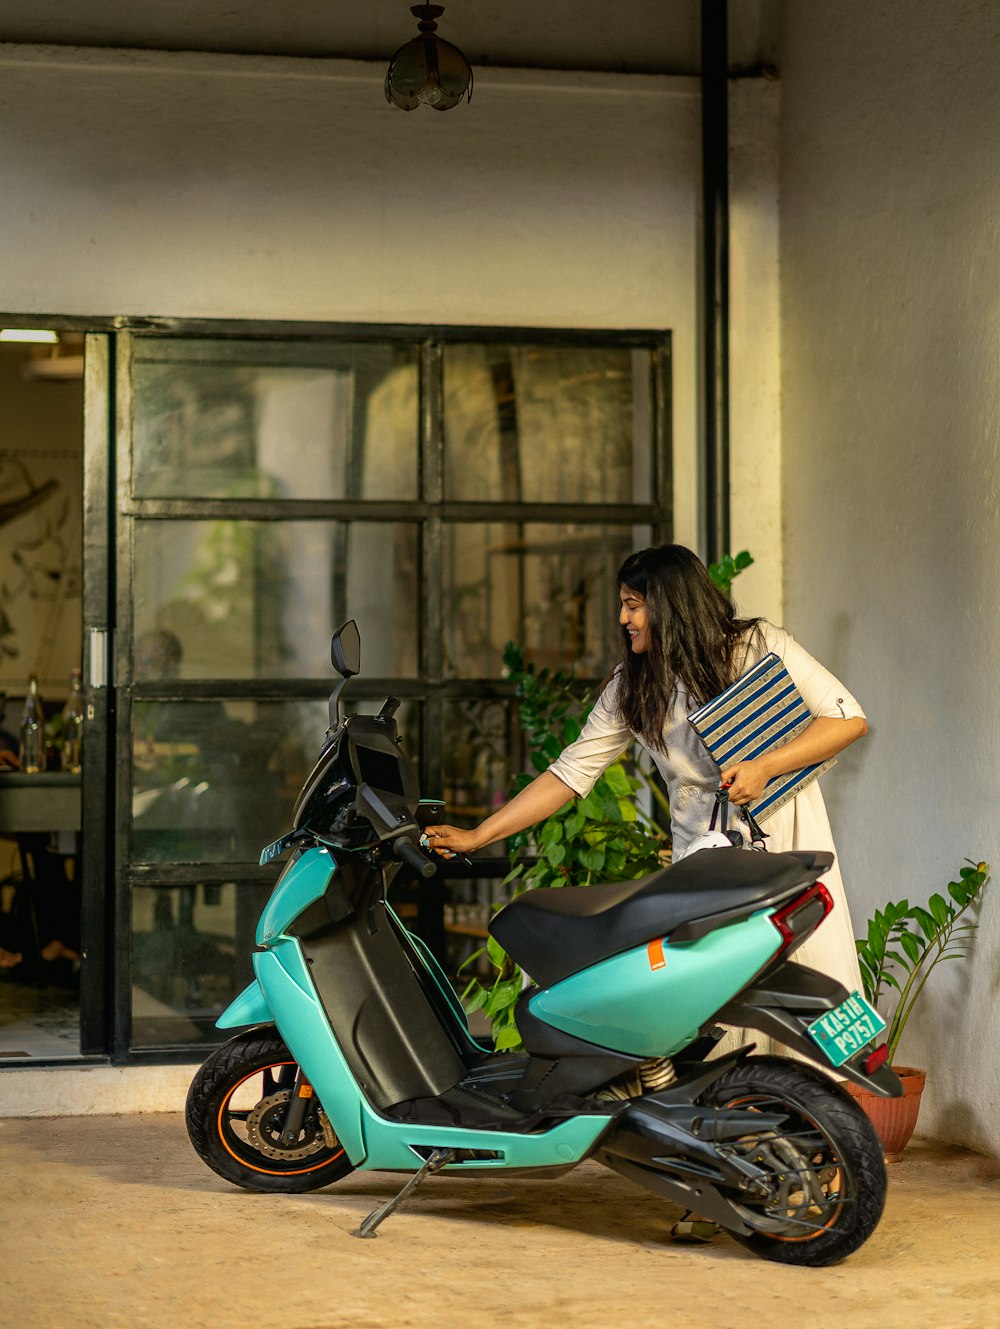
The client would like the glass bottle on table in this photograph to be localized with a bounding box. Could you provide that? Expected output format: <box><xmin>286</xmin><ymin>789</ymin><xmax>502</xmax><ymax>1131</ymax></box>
<box><xmin>61</xmin><ymin>668</ymin><xmax>84</xmax><ymax>774</ymax></box>
<box><xmin>18</xmin><ymin>674</ymin><xmax>45</xmax><ymax>774</ymax></box>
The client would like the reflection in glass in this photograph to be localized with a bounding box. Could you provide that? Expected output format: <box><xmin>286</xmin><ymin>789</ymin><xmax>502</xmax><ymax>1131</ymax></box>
<box><xmin>131</xmin><ymin>880</ymin><xmax>271</xmax><ymax>1048</ymax></box>
<box><xmin>132</xmin><ymin>699</ymin><xmax>327</xmax><ymax>862</ymax></box>
<box><xmin>132</xmin><ymin>340</ymin><xmax>419</xmax><ymax>501</ymax></box>
<box><xmin>131</xmin><ymin>698</ymin><xmax>420</xmax><ymax>864</ymax></box>
<box><xmin>133</xmin><ymin>521</ymin><xmax>419</xmax><ymax>680</ymax></box>
<box><xmin>442</xmin><ymin>523</ymin><xmax>650</xmax><ymax>678</ymax></box>
<box><xmin>443</xmin><ymin>344</ymin><xmax>650</xmax><ymax>504</ymax></box>
<box><xmin>439</xmin><ymin>698</ymin><xmax>520</xmax><ymax>833</ymax></box>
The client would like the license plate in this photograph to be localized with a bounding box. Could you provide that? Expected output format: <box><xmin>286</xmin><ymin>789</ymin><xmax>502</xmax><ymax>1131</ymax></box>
<box><xmin>806</xmin><ymin>992</ymin><xmax>887</xmax><ymax>1068</ymax></box>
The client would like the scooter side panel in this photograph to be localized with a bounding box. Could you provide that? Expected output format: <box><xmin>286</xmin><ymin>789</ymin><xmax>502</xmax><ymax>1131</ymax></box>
<box><xmin>359</xmin><ymin>1111</ymin><xmax>614</xmax><ymax>1172</ymax></box>
<box><xmin>216</xmin><ymin>980</ymin><xmax>273</xmax><ymax>1029</ymax></box>
<box><xmin>256</xmin><ymin>847</ymin><xmax>336</xmax><ymax>945</ymax></box>
<box><xmin>256</xmin><ymin>939</ymin><xmax>614</xmax><ymax>1173</ymax></box>
<box><xmin>254</xmin><ymin>944</ymin><xmax>368</xmax><ymax>1165</ymax></box>
<box><xmin>529</xmin><ymin>910</ymin><xmax>782</xmax><ymax>1057</ymax></box>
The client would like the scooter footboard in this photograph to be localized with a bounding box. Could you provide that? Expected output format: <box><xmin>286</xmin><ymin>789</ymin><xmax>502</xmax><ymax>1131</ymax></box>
<box><xmin>715</xmin><ymin>962</ymin><xmax>902</xmax><ymax>1097</ymax></box>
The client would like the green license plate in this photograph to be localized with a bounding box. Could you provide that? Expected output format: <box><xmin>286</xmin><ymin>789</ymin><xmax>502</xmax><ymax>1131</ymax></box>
<box><xmin>806</xmin><ymin>992</ymin><xmax>887</xmax><ymax>1068</ymax></box>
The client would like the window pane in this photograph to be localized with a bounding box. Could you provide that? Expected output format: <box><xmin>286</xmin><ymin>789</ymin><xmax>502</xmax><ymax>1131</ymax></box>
<box><xmin>440</xmin><ymin>698</ymin><xmax>521</xmax><ymax>831</ymax></box>
<box><xmin>443</xmin><ymin>344</ymin><xmax>650</xmax><ymax>504</ymax></box>
<box><xmin>131</xmin><ymin>698</ymin><xmax>419</xmax><ymax>863</ymax></box>
<box><xmin>132</xmin><ymin>339</ymin><xmax>418</xmax><ymax>500</ymax></box>
<box><xmin>131</xmin><ymin>880</ymin><xmax>271</xmax><ymax>1047</ymax></box>
<box><xmin>133</xmin><ymin>520</ymin><xmax>419</xmax><ymax>680</ymax></box>
<box><xmin>442</xmin><ymin>522</ymin><xmax>651</xmax><ymax>677</ymax></box>
<box><xmin>132</xmin><ymin>698</ymin><xmax>325</xmax><ymax>862</ymax></box>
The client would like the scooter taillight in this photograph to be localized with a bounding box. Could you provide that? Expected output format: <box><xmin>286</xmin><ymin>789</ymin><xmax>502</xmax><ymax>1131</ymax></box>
<box><xmin>770</xmin><ymin>881</ymin><xmax>834</xmax><ymax>954</ymax></box>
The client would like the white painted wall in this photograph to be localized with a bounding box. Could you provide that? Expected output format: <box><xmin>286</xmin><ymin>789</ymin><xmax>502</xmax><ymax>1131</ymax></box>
<box><xmin>0</xmin><ymin>43</ymin><xmax>783</xmax><ymax>604</ymax></box>
<box><xmin>729</xmin><ymin>77</ymin><xmax>783</xmax><ymax>626</ymax></box>
<box><xmin>778</xmin><ymin>0</ymin><xmax>1000</xmax><ymax>1151</ymax></box>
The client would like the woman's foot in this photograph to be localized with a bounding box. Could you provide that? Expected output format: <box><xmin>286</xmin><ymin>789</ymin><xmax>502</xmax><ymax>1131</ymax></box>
<box><xmin>40</xmin><ymin>939</ymin><xmax>80</xmax><ymax>963</ymax></box>
<box><xmin>0</xmin><ymin>947</ymin><xmax>23</xmax><ymax>969</ymax></box>
<box><xmin>670</xmin><ymin>1212</ymin><xmax>720</xmax><ymax>1243</ymax></box>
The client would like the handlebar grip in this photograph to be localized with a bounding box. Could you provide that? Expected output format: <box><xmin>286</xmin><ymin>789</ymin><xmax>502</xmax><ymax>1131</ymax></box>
<box><xmin>393</xmin><ymin>835</ymin><xmax>437</xmax><ymax>879</ymax></box>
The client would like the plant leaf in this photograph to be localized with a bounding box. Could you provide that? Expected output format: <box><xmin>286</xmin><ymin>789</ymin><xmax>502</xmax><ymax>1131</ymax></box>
<box><xmin>928</xmin><ymin>893</ymin><xmax>952</xmax><ymax>926</ymax></box>
<box><xmin>899</xmin><ymin>931</ymin><xmax>924</xmax><ymax>965</ymax></box>
<box><xmin>603</xmin><ymin>764</ymin><xmax>632</xmax><ymax>797</ymax></box>
<box><xmin>493</xmin><ymin>1024</ymin><xmax>523</xmax><ymax>1051</ymax></box>
<box><xmin>546</xmin><ymin>842</ymin><xmax>567</xmax><ymax>868</ymax></box>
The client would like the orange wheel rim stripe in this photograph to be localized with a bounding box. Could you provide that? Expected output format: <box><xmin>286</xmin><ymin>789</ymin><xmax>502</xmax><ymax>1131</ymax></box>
<box><xmin>217</xmin><ymin>1062</ymin><xmax>345</xmax><ymax>1176</ymax></box>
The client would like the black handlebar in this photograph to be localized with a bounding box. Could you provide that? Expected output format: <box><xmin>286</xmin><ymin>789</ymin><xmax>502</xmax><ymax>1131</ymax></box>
<box><xmin>392</xmin><ymin>834</ymin><xmax>437</xmax><ymax>879</ymax></box>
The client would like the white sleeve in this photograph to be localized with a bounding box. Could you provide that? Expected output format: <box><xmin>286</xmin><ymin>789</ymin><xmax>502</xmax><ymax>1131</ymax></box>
<box><xmin>546</xmin><ymin>677</ymin><xmax>633</xmax><ymax>799</ymax></box>
<box><xmin>761</xmin><ymin>624</ymin><xmax>867</xmax><ymax>721</ymax></box>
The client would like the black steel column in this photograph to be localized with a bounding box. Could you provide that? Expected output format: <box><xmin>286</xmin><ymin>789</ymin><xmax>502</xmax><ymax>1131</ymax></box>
<box><xmin>701</xmin><ymin>0</ymin><xmax>730</xmax><ymax>564</ymax></box>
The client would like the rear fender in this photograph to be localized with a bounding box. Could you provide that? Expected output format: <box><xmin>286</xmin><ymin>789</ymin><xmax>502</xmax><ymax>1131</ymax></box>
<box><xmin>717</xmin><ymin>961</ymin><xmax>903</xmax><ymax>1097</ymax></box>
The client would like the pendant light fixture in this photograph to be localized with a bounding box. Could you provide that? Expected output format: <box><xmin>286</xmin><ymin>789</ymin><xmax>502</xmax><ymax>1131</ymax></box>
<box><xmin>384</xmin><ymin>4</ymin><xmax>473</xmax><ymax>112</ymax></box>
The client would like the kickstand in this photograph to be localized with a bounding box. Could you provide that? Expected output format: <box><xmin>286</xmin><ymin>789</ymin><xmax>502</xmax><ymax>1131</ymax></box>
<box><xmin>354</xmin><ymin>1148</ymin><xmax>457</xmax><ymax>1239</ymax></box>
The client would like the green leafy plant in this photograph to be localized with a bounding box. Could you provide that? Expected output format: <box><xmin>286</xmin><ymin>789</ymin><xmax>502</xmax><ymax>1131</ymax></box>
<box><xmin>460</xmin><ymin>645</ymin><xmax>668</xmax><ymax>1049</ymax></box>
<box><xmin>855</xmin><ymin>860</ymin><xmax>989</xmax><ymax>1064</ymax></box>
<box><xmin>708</xmin><ymin>549</ymin><xmax>754</xmax><ymax>596</ymax></box>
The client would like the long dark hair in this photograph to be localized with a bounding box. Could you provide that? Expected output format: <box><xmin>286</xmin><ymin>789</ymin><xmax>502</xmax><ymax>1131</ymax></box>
<box><xmin>612</xmin><ymin>544</ymin><xmax>762</xmax><ymax>749</ymax></box>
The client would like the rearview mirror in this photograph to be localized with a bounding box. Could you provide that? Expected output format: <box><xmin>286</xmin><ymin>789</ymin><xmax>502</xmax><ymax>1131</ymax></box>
<box><xmin>331</xmin><ymin>620</ymin><xmax>361</xmax><ymax>678</ymax></box>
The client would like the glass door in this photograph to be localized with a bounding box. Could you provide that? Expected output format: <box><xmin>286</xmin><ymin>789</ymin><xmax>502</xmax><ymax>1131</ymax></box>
<box><xmin>115</xmin><ymin>333</ymin><xmax>424</xmax><ymax>1054</ymax></box>
<box><xmin>113</xmin><ymin>327</ymin><xmax>671</xmax><ymax>1057</ymax></box>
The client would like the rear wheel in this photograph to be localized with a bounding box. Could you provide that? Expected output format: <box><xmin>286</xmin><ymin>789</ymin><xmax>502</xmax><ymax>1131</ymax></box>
<box><xmin>700</xmin><ymin>1056</ymin><xmax>887</xmax><ymax>1266</ymax></box>
<box><xmin>185</xmin><ymin>1029</ymin><xmax>355</xmax><ymax>1193</ymax></box>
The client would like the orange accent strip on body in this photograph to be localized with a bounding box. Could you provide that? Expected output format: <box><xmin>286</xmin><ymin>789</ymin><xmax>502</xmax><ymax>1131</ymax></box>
<box><xmin>646</xmin><ymin>938</ymin><xmax>666</xmax><ymax>971</ymax></box>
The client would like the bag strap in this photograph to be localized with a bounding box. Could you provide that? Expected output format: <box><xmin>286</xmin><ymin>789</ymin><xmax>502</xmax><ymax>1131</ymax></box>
<box><xmin>709</xmin><ymin>788</ymin><xmax>729</xmax><ymax>833</ymax></box>
<box><xmin>712</xmin><ymin>786</ymin><xmax>769</xmax><ymax>851</ymax></box>
<box><xmin>740</xmin><ymin>803</ymin><xmax>769</xmax><ymax>851</ymax></box>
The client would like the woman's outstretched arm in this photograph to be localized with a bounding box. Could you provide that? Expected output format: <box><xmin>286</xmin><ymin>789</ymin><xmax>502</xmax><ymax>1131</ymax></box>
<box><xmin>423</xmin><ymin>771</ymin><xmax>577</xmax><ymax>856</ymax></box>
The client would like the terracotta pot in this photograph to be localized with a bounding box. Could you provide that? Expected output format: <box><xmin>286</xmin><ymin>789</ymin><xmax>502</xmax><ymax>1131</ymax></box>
<box><xmin>844</xmin><ymin>1065</ymin><xmax>926</xmax><ymax>1162</ymax></box>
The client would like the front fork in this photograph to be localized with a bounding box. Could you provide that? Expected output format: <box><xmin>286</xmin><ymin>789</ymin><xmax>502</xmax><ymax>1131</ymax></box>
<box><xmin>279</xmin><ymin>1067</ymin><xmax>318</xmax><ymax>1147</ymax></box>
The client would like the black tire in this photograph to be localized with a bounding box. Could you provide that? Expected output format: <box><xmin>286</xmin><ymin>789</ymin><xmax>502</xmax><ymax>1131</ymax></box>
<box><xmin>699</xmin><ymin>1055</ymin><xmax>887</xmax><ymax>1266</ymax></box>
<box><xmin>185</xmin><ymin>1028</ymin><xmax>355</xmax><ymax>1193</ymax></box>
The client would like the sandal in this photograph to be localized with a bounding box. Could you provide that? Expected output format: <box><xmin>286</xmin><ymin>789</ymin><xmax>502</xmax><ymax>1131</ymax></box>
<box><xmin>670</xmin><ymin>1211</ymin><xmax>720</xmax><ymax>1243</ymax></box>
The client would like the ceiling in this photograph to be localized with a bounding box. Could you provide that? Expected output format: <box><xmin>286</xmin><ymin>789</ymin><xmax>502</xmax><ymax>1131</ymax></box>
<box><xmin>0</xmin><ymin>1</ymin><xmax>780</xmax><ymax>75</ymax></box>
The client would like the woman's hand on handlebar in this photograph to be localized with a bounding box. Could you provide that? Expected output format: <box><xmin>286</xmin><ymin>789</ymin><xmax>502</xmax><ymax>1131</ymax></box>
<box><xmin>421</xmin><ymin>823</ymin><xmax>481</xmax><ymax>857</ymax></box>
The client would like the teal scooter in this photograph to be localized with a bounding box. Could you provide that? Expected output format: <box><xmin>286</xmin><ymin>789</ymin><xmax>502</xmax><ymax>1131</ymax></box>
<box><xmin>185</xmin><ymin>622</ymin><xmax>901</xmax><ymax>1266</ymax></box>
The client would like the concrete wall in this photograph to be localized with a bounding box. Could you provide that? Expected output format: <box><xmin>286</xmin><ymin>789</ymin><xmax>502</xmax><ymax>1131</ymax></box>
<box><xmin>778</xmin><ymin>0</ymin><xmax>1000</xmax><ymax>1151</ymax></box>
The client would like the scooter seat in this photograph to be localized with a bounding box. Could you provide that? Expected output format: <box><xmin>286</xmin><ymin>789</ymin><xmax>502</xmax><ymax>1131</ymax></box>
<box><xmin>489</xmin><ymin>847</ymin><xmax>833</xmax><ymax>990</ymax></box>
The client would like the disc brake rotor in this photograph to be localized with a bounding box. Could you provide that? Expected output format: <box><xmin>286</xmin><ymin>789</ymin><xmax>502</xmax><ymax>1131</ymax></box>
<box><xmin>244</xmin><ymin>1088</ymin><xmax>326</xmax><ymax>1161</ymax></box>
<box><xmin>728</xmin><ymin>1129</ymin><xmax>844</xmax><ymax>1236</ymax></box>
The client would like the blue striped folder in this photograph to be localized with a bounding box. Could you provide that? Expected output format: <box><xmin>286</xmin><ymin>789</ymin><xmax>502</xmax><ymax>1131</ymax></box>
<box><xmin>687</xmin><ymin>652</ymin><xmax>834</xmax><ymax>822</ymax></box>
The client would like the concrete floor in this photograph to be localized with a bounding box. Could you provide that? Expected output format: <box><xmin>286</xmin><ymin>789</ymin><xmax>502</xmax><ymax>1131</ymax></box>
<box><xmin>2</xmin><ymin>1114</ymin><xmax>999</xmax><ymax>1329</ymax></box>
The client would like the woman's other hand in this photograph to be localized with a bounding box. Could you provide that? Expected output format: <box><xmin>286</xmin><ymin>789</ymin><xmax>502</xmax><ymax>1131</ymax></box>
<box><xmin>719</xmin><ymin>759</ymin><xmax>770</xmax><ymax>805</ymax></box>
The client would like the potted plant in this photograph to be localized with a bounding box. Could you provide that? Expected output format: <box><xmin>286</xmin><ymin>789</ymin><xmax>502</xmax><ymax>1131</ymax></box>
<box><xmin>848</xmin><ymin>859</ymin><xmax>989</xmax><ymax>1160</ymax></box>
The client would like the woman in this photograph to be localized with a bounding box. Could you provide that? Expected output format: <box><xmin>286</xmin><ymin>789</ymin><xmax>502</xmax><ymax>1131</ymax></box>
<box><xmin>426</xmin><ymin>543</ymin><xmax>868</xmax><ymax>996</ymax></box>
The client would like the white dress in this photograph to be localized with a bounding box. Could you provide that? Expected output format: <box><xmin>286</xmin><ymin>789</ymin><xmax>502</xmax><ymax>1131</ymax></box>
<box><xmin>547</xmin><ymin>622</ymin><xmax>865</xmax><ymax>999</ymax></box>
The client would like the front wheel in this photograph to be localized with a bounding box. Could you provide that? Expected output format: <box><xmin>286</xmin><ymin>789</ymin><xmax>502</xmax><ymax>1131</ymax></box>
<box><xmin>700</xmin><ymin>1056</ymin><xmax>887</xmax><ymax>1266</ymax></box>
<box><xmin>185</xmin><ymin>1028</ymin><xmax>355</xmax><ymax>1193</ymax></box>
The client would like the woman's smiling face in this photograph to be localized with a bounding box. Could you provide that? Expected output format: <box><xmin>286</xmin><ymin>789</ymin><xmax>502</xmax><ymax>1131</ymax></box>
<box><xmin>619</xmin><ymin>584</ymin><xmax>650</xmax><ymax>654</ymax></box>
